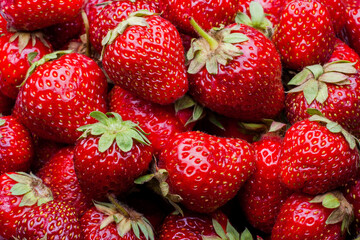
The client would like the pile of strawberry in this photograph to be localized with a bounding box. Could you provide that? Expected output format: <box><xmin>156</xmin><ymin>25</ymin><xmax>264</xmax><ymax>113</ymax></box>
<box><xmin>1</xmin><ymin>0</ymin><xmax>360</xmax><ymax>239</ymax></box>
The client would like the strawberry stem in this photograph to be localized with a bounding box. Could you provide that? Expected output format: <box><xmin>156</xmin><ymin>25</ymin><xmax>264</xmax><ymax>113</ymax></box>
<box><xmin>107</xmin><ymin>194</ymin><xmax>130</xmax><ymax>218</ymax></box>
<box><xmin>189</xmin><ymin>17</ymin><xmax>219</xmax><ymax>50</ymax></box>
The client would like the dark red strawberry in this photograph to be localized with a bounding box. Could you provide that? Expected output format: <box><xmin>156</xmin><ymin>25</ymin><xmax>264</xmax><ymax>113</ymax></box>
<box><xmin>0</xmin><ymin>116</ymin><xmax>34</xmax><ymax>175</ymax></box>
<box><xmin>0</xmin><ymin>0</ymin><xmax>84</xmax><ymax>31</ymax></box>
<box><xmin>13</xmin><ymin>51</ymin><xmax>108</xmax><ymax>144</ymax></box>
<box><xmin>157</xmin><ymin>131</ymin><xmax>255</xmax><ymax>213</ymax></box>
<box><xmin>0</xmin><ymin>32</ymin><xmax>53</xmax><ymax>99</ymax></box>
<box><xmin>37</xmin><ymin>146</ymin><xmax>92</xmax><ymax>216</ymax></box>
<box><xmin>102</xmin><ymin>11</ymin><xmax>188</xmax><ymax>105</ymax></box>
<box><xmin>187</xmin><ymin>20</ymin><xmax>284</xmax><ymax>122</ymax></box>
<box><xmin>272</xmin><ymin>0</ymin><xmax>336</xmax><ymax>70</ymax></box>
<box><xmin>343</xmin><ymin>6</ymin><xmax>360</xmax><ymax>56</ymax></box>
<box><xmin>15</xmin><ymin>200</ymin><xmax>82</xmax><ymax>239</ymax></box>
<box><xmin>74</xmin><ymin>111</ymin><xmax>153</xmax><ymax>200</ymax></box>
<box><xmin>280</xmin><ymin>113</ymin><xmax>359</xmax><ymax>195</ymax></box>
<box><xmin>0</xmin><ymin>172</ymin><xmax>53</xmax><ymax>239</ymax></box>
<box><xmin>271</xmin><ymin>192</ymin><xmax>353</xmax><ymax>240</ymax></box>
<box><xmin>159</xmin><ymin>0</ymin><xmax>239</xmax><ymax>37</ymax></box>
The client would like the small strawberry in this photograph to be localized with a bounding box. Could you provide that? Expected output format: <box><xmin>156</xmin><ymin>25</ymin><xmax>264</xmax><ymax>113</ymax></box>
<box><xmin>0</xmin><ymin>172</ymin><xmax>53</xmax><ymax>239</ymax></box>
<box><xmin>0</xmin><ymin>116</ymin><xmax>34</xmax><ymax>175</ymax></box>
<box><xmin>13</xmin><ymin>51</ymin><xmax>108</xmax><ymax>144</ymax></box>
<box><xmin>0</xmin><ymin>32</ymin><xmax>53</xmax><ymax>99</ymax></box>
<box><xmin>37</xmin><ymin>146</ymin><xmax>92</xmax><ymax>216</ymax></box>
<box><xmin>271</xmin><ymin>0</ymin><xmax>336</xmax><ymax>70</ymax></box>
<box><xmin>271</xmin><ymin>192</ymin><xmax>353</xmax><ymax>240</ymax></box>
<box><xmin>74</xmin><ymin>111</ymin><xmax>153</xmax><ymax>200</ymax></box>
<box><xmin>0</xmin><ymin>0</ymin><xmax>84</xmax><ymax>31</ymax></box>
<box><xmin>280</xmin><ymin>111</ymin><xmax>359</xmax><ymax>195</ymax></box>
<box><xmin>101</xmin><ymin>11</ymin><xmax>188</xmax><ymax>105</ymax></box>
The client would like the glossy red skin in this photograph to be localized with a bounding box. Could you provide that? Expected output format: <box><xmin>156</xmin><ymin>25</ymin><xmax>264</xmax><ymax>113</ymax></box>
<box><xmin>0</xmin><ymin>172</ymin><xmax>34</xmax><ymax>239</ymax></box>
<box><xmin>37</xmin><ymin>147</ymin><xmax>92</xmax><ymax>216</ymax></box>
<box><xmin>158</xmin><ymin>131</ymin><xmax>256</xmax><ymax>213</ymax></box>
<box><xmin>102</xmin><ymin>15</ymin><xmax>188</xmax><ymax>105</ymax></box>
<box><xmin>188</xmin><ymin>23</ymin><xmax>284</xmax><ymax>122</ymax></box>
<box><xmin>15</xmin><ymin>200</ymin><xmax>82</xmax><ymax>239</ymax></box>
<box><xmin>89</xmin><ymin>0</ymin><xmax>159</xmax><ymax>53</ymax></box>
<box><xmin>158</xmin><ymin>211</ymin><xmax>228</xmax><ymax>240</ymax></box>
<box><xmin>0</xmin><ymin>91</ymin><xmax>14</xmax><ymax>115</ymax></box>
<box><xmin>159</xmin><ymin>0</ymin><xmax>239</xmax><ymax>37</ymax></box>
<box><xmin>238</xmin><ymin>0</ymin><xmax>287</xmax><ymax>26</ymax></box>
<box><xmin>272</xmin><ymin>0</ymin><xmax>336</xmax><ymax>70</ymax></box>
<box><xmin>0</xmin><ymin>116</ymin><xmax>34</xmax><ymax>175</ymax></box>
<box><xmin>343</xmin><ymin>174</ymin><xmax>360</xmax><ymax>235</ymax></box>
<box><xmin>280</xmin><ymin>119</ymin><xmax>359</xmax><ymax>195</ymax></box>
<box><xmin>343</xmin><ymin>7</ymin><xmax>360</xmax><ymax>56</ymax></box>
<box><xmin>109</xmin><ymin>86</ymin><xmax>190</xmax><ymax>155</ymax></box>
<box><xmin>342</xmin><ymin>0</ymin><xmax>360</xmax><ymax>8</ymax></box>
<box><xmin>239</xmin><ymin>135</ymin><xmax>292</xmax><ymax>233</ymax></box>
<box><xmin>0</xmin><ymin>14</ymin><xmax>8</xmax><ymax>35</ymax></box>
<box><xmin>271</xmin><ymin>193</ymin><xmax>344</xmax><ymax>240</ymax></box>
<box><xmin>328</xmin><ymin>39</ymin><xmax>360</xmax><ymax>70</ymax></box>
<box><xmin>317</xmin><ymin>0</ymin><xmax>346</xmax><ymax>34</ymax></box>
<box><xmin>13</xmin><ymin>53</ymin><xmax>108</xmax><ymax>144</ymax></box>
<box><xmin>74</xmin><ymin>136</ymin><xmax>153</xmax><ymax>200</ymax></box>
<box><xmin>0</xmin><ymin>0</ymin><xmax>84</xmax><ymax>31</ymax></box>
<box><xmin>84</xmin><ymin>0</ymin><xmax>110</xmax><ymax>24</ymax></box>
<box><xmin>0</xmin><ymin>33</ymin><xmax>53</xmax><ymax>99</ymax></box>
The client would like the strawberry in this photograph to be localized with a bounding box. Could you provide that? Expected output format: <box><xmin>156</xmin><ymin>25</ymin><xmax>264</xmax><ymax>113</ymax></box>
<box><xmin>15</xmin><ymin>200</ymin><xmax>82</xmax><ymax>239</ymax></box>
<box><xmin>89</xmin><ymin>0</ymin><xmax>159</xmax><ymax>53</ymax></box>
<box><xmin>0</xmin><ymin>172</ymin><xmax>53</xmax><ymax>239</ymax></box>
<box><xmin>343</xmin><ymin>174</ymin><xmax>360</xmax><ymax>236</ymax></box>
<box><xmin>108</xmin><ymin>86</ymin><xmax>193</xmax><ymax>155</ymax></box>
<box><xmin>157</xmin><ymin>131</ymin><xmax>255</xmax><ymax>213</ymax></box>
<box><xmin>37</xmin><ymin>146</ymin><xmax>92</xmax><ymax>216</ymax></box>
<box><xmin>159</xmin><ymin>0</ymin><xmax>239</xmax><ymax>37</ymax></box>
<box><xmin>271</xmin><ymin>192</ymin><xmax>353</xmax><ymax>240</ymax></box>
<box><xmin>0</xmin><ymin>32</ymin><xmax>53</xmax><ymax>99</ymax></box>
<box><xmin>13</xmin><ymin>51</ymin><xmax>108</xmax><ymax>144</ymax></box>
<box><xmin>74</xmin><ymin>111</ymin><xmax>153</xmax><ymax>200</ymax></box>
<box><xmin>328</xmin><ymin>39</ymin><xmax>360</xmax><ymax>70</ymax></box>
<box><xmin>0</xmin><ymin>0</ymin><xmax>84</xmax><ymax>31</ymax></box>
<box><xmin>271</xmin><ymin>0</ymin><xmax>336</xmax><ymax>70</ymax></box>
<box><xmin>343</xmin><ymin>6</ymin><xmax>360</xmax><ymax>56</ymax></box>
<box><xmin>342</xmin><ymin>0</ymin><xmax>360</xmax><ymax>8</ymax></box>
<box><xmin>279</xmin><ymin>112</ymin><xmax>359</xmax><ymax>195</ymax></box>
<box><xmin>186</xmin><ymin>20</ymin><xmax>284</xmax><ymax>122</ymax></box>
<box><xmin>0</xmin><ymin>116</ymin><xmax>34</xmax><ymax>175</ymax></box>
<box><xmin>101</xmin><ymin>11</ymin><xmax>188</xmax><ymax>105</ymax></box>
<box><xmin>285</xmin><ymin>61</ymin><xmax>360</xmax><ymax>138</ymax></box>
<box><xmin>317</xmin><ymin>0</ymin><xmax>346</xmax><ymax>34</ymax></box>
<box><xmin>0</xmin><ymin>14</ymin><xmax>8</xmax><ymax>35</ymax></box>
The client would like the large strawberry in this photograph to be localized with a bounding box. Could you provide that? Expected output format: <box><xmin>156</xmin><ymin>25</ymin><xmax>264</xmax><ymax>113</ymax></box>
<box><xmin>280</xmin><ymin>111</ymin><xmax>359</xmax><ymax>195</ymax></box>
<box><xmin>13</xmin><ymin>51</ymin><xmax>108</xmax><ymax>144</ymax></box>
<box><xmin>0</xmin><ymin>0</ymin><xmax>84</xmax><ymax>31</ymax></box>
<box><xmin>271</xmin><ymin>0</ymin><xmax>336</xmax><ymax>70</ymax></box>
<box><xmin>186</xmin><ymin>20</ymin><xmax>284</xmax><ymax>122</ymax></box>
<box><xmin>74</xmin><ymin>111</ymin><xmax>153</xmax><ymax>200</ymax></box>
<box><xmin>0</xmin><ymin>116</ymin><xmax>34</xmax><ymax>175</ymax></box>
<box><xmin>0</xmin><ymin>32</ymin><xmax>53</xmax><ymax>99</ymax></box>
<box><xmin>101</xmin><ymin>11</ymin><xmax>188</xmax><ymax>105</ymax></box>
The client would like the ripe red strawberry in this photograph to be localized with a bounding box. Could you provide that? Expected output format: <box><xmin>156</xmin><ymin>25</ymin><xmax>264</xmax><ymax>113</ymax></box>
<box><xmin>0</xmin><ymin>14</ymin><xmax>8</xmax><ymax>35</ymax></box>
<box><xmin>342</xmin><ymin>0</ymin><xmax>360</xmax><ymax>8</ymax></box>
<box><xmin>74</xmin><ymin>111</ymin><xmax>154</xmax><ymax>200</ymax></box>
<box><xmin>15</xmin><ymin>200</ymin><xmax>82</xmax><ymax>239</ymax></box>
<box><xmin>102</xmin><ymin>11</ymin><xmax>188</xmax><ymax>105</ymax></box>
<box><xmin>239</xmin><ymin>132</ymin><xmax>292</xmax><ymax>233</ymax></box>
<box><xmin>272</xmin><ymin>0</ymin><xmax>336</xmax><ymax>70</ymax></box>
<box><xmin>13</xmin><ymin>51</ymin><xmax>108</xmax><ymax>144</ymax></box>
<box><xmin>317</xmin><ymin>0</ymin><xmax>346</xmax><ymax>34</ymax></box>
<box><xmin>0</xmin><ymin>32</ymin><xmax>53</xmax><ymax>99</ymax></box>
<box><xmin>0</xmin><ymin>172</ymin><xmax>53</xmax><ymax>239</ymax></box>
<box><xmin>157</xmin><ymin>131</ymin><xmax>256</xmax><ymax>213</ymax></box>
<box><xmin>0</xmin><ymin>116</ymin><xmax>34</xmax><ymax>175</ymax></box>
<box><xmin>343</xmin><ymin>174</ymin><xmax>360</xmax><ymax>235</ymax></box>
<box><xmin>343</xmin><ymin>6</ymin><xmax>360</xmax><ymax>56</ymax></box>
<box><xmin>89</xmin><ymin>0</ymin><xmax>159</xmax><ymax>53</ymax></box>
<box><xmin>159</xmin><ymin>0</ymin><xmax>239</xmax><ymax>37</ymax></box>
<box><xmin>0</xmin><ymin>0</ymin><xmax>84</xmax><ymax>31</ymax></box>
<box><xmin>328</xmin><ymin>39</ymin><xmax>360</xmax><ymax>70</ymax></box>
<box><xmin>271</xmin><ymin>192</ymin><xmax>353</xmax><ymax>240</ymax></box>
<box><xmin>280</xmin><ymin>114</ymin><xmax>359</xmax><ymax>195</ymax></box>
<box><xmin>37</xmin><ymin>146</ymin><xmax>92</xmax><ymax>216</ymax></box>
<box><xmin>187</xmin><ymin>21</ymin><xmax>284</xmax><ymax>122</ymax></box>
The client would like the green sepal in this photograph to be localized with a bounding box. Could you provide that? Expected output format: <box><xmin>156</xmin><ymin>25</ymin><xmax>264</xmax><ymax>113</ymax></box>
<box><xmin>212</xmin><ymin>219</ymin><xmax>227</xmax><ymax>239</ymax></box>
<box><xmin>175</xmin><ymin>95</ymin><xmax>196</xmax><ymax>112</ymax></box>
<box><xmin>208</xmin><ymin>113</ymin><xmax>225</xmax><ymax>131</ymax></box>
<box><xmin>240</xmin><ymin>228</ymin><xmax>253</xmax><ymax>240</ymax></box>
<box><xmin>323</xmin><ymin>61</ymin><xmax>357</xmax><ymax>74</ymax></box>
<box><xmin>223</xmin><ymin>33</ymin><xmax>248</xmax><ymax>44</ymax></box>
<box><xmin>288</xmin><ymin>68</ymin><xmax>312</xmax><ymax>85</ymax></box>
<box><xmin>27</xmin><ymin>51</ymin><xmax>39</xmax><ymax>65</ymax></box>
<box><xmin>226</xmin><ymin>221</ymin><xmax>240</xmax><ymax>240</ymax></box>
<box><xmin>134</xmin><ymin>173</ymin><xmax>155</xmax><ymax>184</ymax></box>
<box><xmin>306</xmin><ymin>64</ymin><xmax>324</xmax><ymax>79</ymax></box>
<box><xmin>303</xmin><ymin>79</ymin><xmax>319</xmax><ymax>105</ymax></box>
<box><xmin>10</xmin><ymin>183</ymin><xmax>32</xmax><ymax>195</ymax></box>
<box><xmin>323</xmin><ymin>193</ymin><xmax>341</xmax><ymax>209</ymax></box>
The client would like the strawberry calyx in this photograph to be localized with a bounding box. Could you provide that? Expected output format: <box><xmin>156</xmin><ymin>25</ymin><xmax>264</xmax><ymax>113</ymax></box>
<box><xmin>287</xmin><ymin>61</ymin><xmax>357</xmax><ymax>105</ymax></box>
<box><xmin>202</xmin><ymin>220</ymin><xmax>253</xmax><ymax>240</ymax></box>
<box><xmin>235</xmin><ymin>1</ymin><xmax>273</xmax><ymax>38</ymax></box>
<box><xmin>175</xmin><ymin>95</ymin><xmax>205</xmax><ymax>126</ymax></box>
<box><xmin>94</xmin><ymin>194</ymin><xmax>155</xmax><ymax>240</ymax></box>
<box><xmin>77</xmin><ymin>111</ymin><xmax>151</xmax><ymax>153</ymax></box>
<box><xmin>309</xmin><ymin>191</ymin><xmax>354</xmax><ymax>234</ymax></box>
<box><xmin>6</xmin><ymin>172</ymin><xmax>53</xmax><ymax>207</ymax></box>
<box><xmin>307</xmin><ymin>108</ymin><xmax>360</xmax><ymax>150</ymax></box>
<box><xmin>187</xmin><ymin>19</ymin><xmax>249</xmax><ymax>75</ymax></box>
<box><xmin>9</xmin><ymin>32</ymin><xmax>50</xmax><ymax>53</ymax></box>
